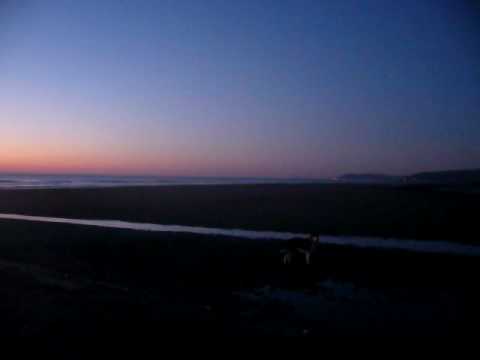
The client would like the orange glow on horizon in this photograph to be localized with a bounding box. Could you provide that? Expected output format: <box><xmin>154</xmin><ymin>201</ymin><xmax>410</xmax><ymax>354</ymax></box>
<box><xmin>0</xmin><ymin>146</ymin><xmax>308</xmax><ymax>178</ymax></box>
<box><xmin>0</xmin><ymin>144</ymin><xmax>185</xmax><ymax>176</ymax></box>
<box><xmin>0</xmin><ymin>144</ymin><xmax>276</xmax><ymax>177</ymax></box>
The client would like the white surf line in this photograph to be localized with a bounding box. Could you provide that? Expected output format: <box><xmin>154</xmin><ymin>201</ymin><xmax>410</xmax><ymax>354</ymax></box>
<box><xmin>0</xmin><ymin>213</ymin><xmax>304</xmax><ymax>241</ymax></box>
<box><xmin>1</xmin><ymin>213</ymin><xmax>479</xmax><ymax>256</ymax></box>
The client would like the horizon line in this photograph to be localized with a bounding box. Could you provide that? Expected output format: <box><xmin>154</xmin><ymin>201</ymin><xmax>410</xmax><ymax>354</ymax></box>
<box><xmin>0</xmin><ymin>166</ymin><xmax>478</xmax><ymax>180</ymax></box>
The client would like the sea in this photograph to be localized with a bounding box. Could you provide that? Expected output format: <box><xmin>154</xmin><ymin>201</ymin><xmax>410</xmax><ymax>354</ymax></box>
<box><xmin>0</xmin><ymin>174</ymin><xmax>331</xmax><ymax>190</ymax></box>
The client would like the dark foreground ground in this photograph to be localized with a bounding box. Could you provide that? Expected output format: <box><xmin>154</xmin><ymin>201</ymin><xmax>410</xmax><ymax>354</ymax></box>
<box><xmin>0</xmin><ymin>219</ymin><xmax>478</xmax><ymax>337</ymax></box>
<box><xmin>0</xmin><ymin>184</ymin><xmax>479</xmax><ymax>244</ymax></box>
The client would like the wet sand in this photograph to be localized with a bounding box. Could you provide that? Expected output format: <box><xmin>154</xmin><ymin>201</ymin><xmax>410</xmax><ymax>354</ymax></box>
<box><xmin>0</xmin><ymin>183</ymin><xmax>479</xmax><ymax>243</ymax></box>
<box><xmin>2</xmin><ymin>213</ymin><xmax>480</xmax><ymax>256</ymax></box>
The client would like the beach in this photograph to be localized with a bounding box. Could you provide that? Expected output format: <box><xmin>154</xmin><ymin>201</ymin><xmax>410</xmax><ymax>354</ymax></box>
<box><xmin>0</xmin><ymin>183</ymin><xmax>478</xmax><ymax>243</ymax></box>
<box><xmin>0</xmin><ymin>219</ymin><xmax>477</xmax><ymax>337</ymax></box>
<box><xmin>0</xmin><ymin>219</ymin><xmax>477</xmax><ymax>336</ymax></box>
<box><xmin>0</xmin><ymin>184</ymin><xmax>478</xmax><ymax>336</ymax></box>
<box><xmin>3</xmin><ymin>0</ymin><xmax>479</xmax><ymax>340</ymax></box>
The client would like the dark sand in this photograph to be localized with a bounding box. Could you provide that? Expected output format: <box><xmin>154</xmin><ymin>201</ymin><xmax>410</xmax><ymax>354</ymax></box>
<box><xmin>0</xmin><ymin>184</ymin><xmax>478</xmax><ymax>337</ymax></box>
<box><xmin>0</xmin><ymin>183</ymin><xmax>479</xmax><ymax>243</ymax></box>
<box><xmin>0</xmin><ymin>218</ymin><xmax>477</xmax><ymax>337</ymax></box>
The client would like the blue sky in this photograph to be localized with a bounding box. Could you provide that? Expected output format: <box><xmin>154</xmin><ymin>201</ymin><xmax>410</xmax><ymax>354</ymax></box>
<box><xmin>1</xmin><ymin>0</ymin><xmax>479</xmax><ymax>177</ymax></box>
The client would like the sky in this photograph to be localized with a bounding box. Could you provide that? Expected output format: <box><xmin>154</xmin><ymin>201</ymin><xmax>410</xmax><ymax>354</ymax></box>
<box><xmin>0</xmin><ymin>0</ymin><xmax>479</xmax><ymax>178</ymax></box>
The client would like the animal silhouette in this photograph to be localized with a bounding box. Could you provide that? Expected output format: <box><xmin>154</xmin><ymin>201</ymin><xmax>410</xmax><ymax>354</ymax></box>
<box><xmin>281</xmin><ymin>235</ymin><xmax>320</xmax><ymax>265</ymax></box>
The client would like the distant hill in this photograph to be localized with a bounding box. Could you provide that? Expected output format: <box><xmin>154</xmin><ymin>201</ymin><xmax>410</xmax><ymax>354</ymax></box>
<box><xmin>408</xmin><ymin>169</ymin><xmax>480</xmax><ymax>185</ymax></box>
<box><xmin>338</xmin><ymin>169</ymin><xmax>480</xmax><ymax>185</ymax></box>
<box><xmin>337</xmin><ymin>174</ymin><xmax>404</xmax><ymax>184</ymax></box>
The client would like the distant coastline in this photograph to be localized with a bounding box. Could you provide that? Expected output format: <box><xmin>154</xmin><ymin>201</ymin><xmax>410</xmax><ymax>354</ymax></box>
<box><xmin>337</xmin><ymin>168</ymin><xmax>480</xmax><ymax>185</ymax></box>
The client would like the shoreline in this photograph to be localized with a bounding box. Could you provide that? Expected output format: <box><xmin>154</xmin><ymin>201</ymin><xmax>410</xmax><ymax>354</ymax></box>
<box><xmin>1</xmin><ymin>213</ymin><xmax>480</xmax><ymax>256</ymax></box>
<box><xmin>0</xmin><ymin>183</ymin><xmax>478</xmax><ymax>244</ymax></box>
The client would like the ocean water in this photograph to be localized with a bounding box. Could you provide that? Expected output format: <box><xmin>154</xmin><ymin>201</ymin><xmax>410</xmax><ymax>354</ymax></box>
<box><xmin>0</xmin><ymin>174</ymin><xmax>329</xmax><ymax>190</ymax></box>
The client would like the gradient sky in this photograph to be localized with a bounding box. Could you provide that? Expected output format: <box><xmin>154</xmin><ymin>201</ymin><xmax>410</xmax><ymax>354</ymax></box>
<box><xmin>1</xmin><ymin>0</ymin><xmax>479</xmax><ymax>178</ymax></box>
